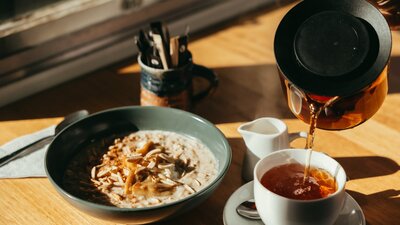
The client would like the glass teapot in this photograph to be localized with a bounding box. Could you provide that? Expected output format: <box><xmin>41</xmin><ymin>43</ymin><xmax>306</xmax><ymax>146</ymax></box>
<box><xmin>274</xmin><ymin>0</ymin><xmax>392</xmax><ymax>130</ymax></box>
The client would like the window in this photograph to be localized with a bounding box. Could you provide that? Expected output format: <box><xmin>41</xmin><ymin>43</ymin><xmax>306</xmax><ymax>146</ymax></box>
<box><xmin>0</xmin><ymin>0</ymin><xmax>274</xmax><ymax>106</ymax></box>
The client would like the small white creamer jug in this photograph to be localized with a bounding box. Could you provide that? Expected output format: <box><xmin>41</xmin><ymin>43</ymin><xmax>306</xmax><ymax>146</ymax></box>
<box><xmin>238</xmin><ymin>117</ymin><xmax>307</xmax><ymax>181</ymax></box>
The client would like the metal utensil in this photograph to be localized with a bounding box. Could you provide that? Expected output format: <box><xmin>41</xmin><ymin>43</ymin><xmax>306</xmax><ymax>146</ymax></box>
<box><xmin>236</xmin><ymin>199</ymin><xmax>261</xmax><ymax>220</ymax></box>
<box><xmin>0</xmin><ymin>110</ymin><xmax>89</xmax><ymax>167</ymax></box>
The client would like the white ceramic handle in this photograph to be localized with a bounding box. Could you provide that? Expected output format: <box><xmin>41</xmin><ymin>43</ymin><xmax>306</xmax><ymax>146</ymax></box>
<box><xmin>288</xmin><ymin>131</ymin><xmax>308</xmax><ymax>142</ymax></box>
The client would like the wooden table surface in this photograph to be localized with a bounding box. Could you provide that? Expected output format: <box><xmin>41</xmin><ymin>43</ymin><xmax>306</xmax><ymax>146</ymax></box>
<box><xmin>1</xmin><ymin>2</ymin><xmax>400</xmax><ymax>225</ymax></box>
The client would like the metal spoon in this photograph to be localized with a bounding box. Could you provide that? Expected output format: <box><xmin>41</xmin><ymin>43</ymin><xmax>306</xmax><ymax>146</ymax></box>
<box><xmin>0</xmin><ymin>110</ymin><xmax>89</xmax><ymax>167</ymax></box>
<box><xmin>236</xmin><ymin>199</ymin><xmax>261</xmax><ymax>220</ymax></box>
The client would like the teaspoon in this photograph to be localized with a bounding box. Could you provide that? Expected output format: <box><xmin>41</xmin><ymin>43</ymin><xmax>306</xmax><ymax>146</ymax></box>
<box><xmin>236</xmin><ymin>199</ymin><xmax>261</xmax><ymax>220</ymax></box>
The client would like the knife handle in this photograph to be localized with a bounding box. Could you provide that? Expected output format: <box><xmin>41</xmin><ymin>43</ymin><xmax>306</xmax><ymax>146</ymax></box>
<box><xmin>0</xmin><ymin>136</ymin><xmax>52</xmax><ymax>168</ymax></box>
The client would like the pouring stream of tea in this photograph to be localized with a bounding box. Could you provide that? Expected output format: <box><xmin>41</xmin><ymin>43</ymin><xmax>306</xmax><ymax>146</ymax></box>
<box><xmin>303</xmin><ymin>96</ymin><xmax>340</xmax><ymax>182</ymax></box>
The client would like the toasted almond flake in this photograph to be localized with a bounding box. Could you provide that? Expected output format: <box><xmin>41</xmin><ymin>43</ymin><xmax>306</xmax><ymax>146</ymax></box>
<box><xmin>111</xmin><ymin>193</ymin><xmax>122</xmax><ymax>201</ymax></box>
<box><xmin>101</xmin><ymin>180</ymin><xmax>112</xmax><ymax>186</ymax></box>
<box><xmin>110</xmin><ymin>166</ymin><xmax>118</xmax><ymax>171</ymax></box>
<box><xmin>164</xmin><ymin>169</ymin><xmax>172</xmax><ymax>178</ymax></box>
<box><xmin>158</xmin><ymin>173</ymin><xmax>167</xmax><ymax>179</ymax></box>
<box><xmin>136</xmin><ymin>141</ymin><xmax>153</xmax><ymax>155</ymax></box>
<box><xmin>141</xmin><ymin>200</ymin><xmax>149</xmax><ymax>206</ymax></box>
<box><xmin>110</xmin><ymin>173</ymin><xmax>119</xmax><ymax>182</ymax></box>
<box><xmin>123</xmin><ymin>168</ymin><xmax>130</xmax><ymax>176</ymax></box>
<box><xmin>107</xmin><ymin>151</ymin><xmax>117</xmax><ymax>157</ymax></box>
<box><xmin>184</xmin><ymin>184</ymin><xmax>195</xmax><ymax>194</ymax></box>
<box><xmin>109</xmin><ymin>177</ymin><xmax>118</xmax><ymax>182</ymax></box>
<box><xmin>111</xmin><ymin>187</ymin><xmax>124</xmax><ymax>195</ymax></box>
<box><xmin>158</xmin><ymin>163</ymin><xmax>174</xmax><ymax>169</ymax></box>
<box><xmin>115</xmin><ymin>143</ymin><xmax>123</xmax><ymax>149</ymax></box>
<box><xmin>194</xmin><ymin>179</ymin><xmax>201</xmax><ymax>186</ymax></box>
<box><xmin>147</xmin><ymin>198</ymin><xmax>160</xmax><ymax>204</ymax></box>
<box><xmin>91</xmin><ymin>179</ymin><xmax>102</xmax><ymax>186</ymax></box>
<box><xmin>129</xmin><ymin>153</ymin><xmax>143</xmax><ymax>158</ymax></box>
<box><xmin>148</xmin><ymin>161</ymin><xmax>157</xmax><ymax>169</ymax></box>
<box><xmin>113</xmin><ymin>182</ymin><xmax>125</xmax><ymax>187</ymax></box>
<box><xmin>127</xmin><ymin>153</ymin><xmax>142</xmax><ymax>162</ymax></box>
<box><xmin>159</xmin><ymin>153</ymin><xmax>174</xmax><ymax>163</ymax></box>
<box><xmin>122</xmin><ymin>146</ymin><xmax>130</xmax><ymax>152</ymax></box>
<box><xmin>117</xmin><ymin>172</ymin><xmax>124</xmax><ymax>183</ymax></box>
<box><xmin>97</xmin><ymin>168</ymin><xmax>110</xmax><ymax>177</ymax></box>
<box><xmin>144</xmin><ymin>148</ymin><xmax>162</xmax><ymax>159</ymax></box>
<box><xmin>95</xmin><ymin>163</ymin><xmax>105</xmax><ymax>168</ymax></box>
<box><xmin>160</xmin><ymin>178</ymin><xmax>177</xmax><ymax>186</ymax></box>
<box><xmin>91</xmin><ymin>167</ymin><xmax>96</xmax><ymax>179</ymax></box>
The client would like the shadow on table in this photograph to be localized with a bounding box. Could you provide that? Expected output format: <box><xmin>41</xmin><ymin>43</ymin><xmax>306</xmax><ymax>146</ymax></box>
<box><xmin>334</xmin><ymin>156</ymin><xmax>400</xmax><ymax>180</ymax></box>
<box><xmin>388</xmin><ymin>56</ymin><xmax>400</xmax><ymax>94</ymax></box>
<box><xmin>347</xmin><ymin>189</ymin><xmax>400</xmax><ymax>208</ymax></box>
<box><xmin>194</xmin><ymin>64</ymin><xmax>295</xmax><ymax>124</ymax></box>
<box><xmin>1</xmin><ymin>51</ymin><xmax>399</xmax><ymax>125</ymax></box>
<box><xmin>334</xmin><ymin>154</ymin><xmax>400</xmax><ymax>225</ymax></box>
<box><xmin>0</xmin><ymin>63</ymin><xmax>295</xmax><ymax>124</ymax></box>
<box><xmin>346</xmin><ymin>189</ymin><xmax>400</xmax><ymax>225</ymax></box>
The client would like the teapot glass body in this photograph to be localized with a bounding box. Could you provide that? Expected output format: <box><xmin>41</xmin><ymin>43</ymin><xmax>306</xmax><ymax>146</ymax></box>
<box><xmin>278</xmin><ymin>67</ymin><xmax>388</xmax><ymax>130</ymax></box>
<box><xmin>274</xmin><ymin>0</ymin><xmax>392</xmax><ymax>130</ymax></box>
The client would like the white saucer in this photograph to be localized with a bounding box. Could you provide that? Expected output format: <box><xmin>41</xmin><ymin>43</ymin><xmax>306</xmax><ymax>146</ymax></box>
<box><xmin>223</xmin><ymin>181</ymin><xmax>365</xmax><ymax>225</ymax></box>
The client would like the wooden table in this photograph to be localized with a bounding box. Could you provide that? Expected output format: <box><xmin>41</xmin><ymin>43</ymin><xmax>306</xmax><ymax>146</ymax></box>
<box><xmin>1</xmin><ymin>2</ymin><xmax>400</xmax><ymax>225</ymax></box>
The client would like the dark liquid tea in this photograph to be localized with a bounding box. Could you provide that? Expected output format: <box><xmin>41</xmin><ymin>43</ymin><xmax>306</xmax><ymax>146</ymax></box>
<box><xmin>279</xmin><ymin>69</ymin><xmax>388</xmax><ymax>130</ymax></box>
<box><xmin>261</xmin><ymin>163</ymin><xmax>337</xmax><ymax>200</ymax></box>
<box><xmin>303</xmin><ymin>96</ymin><xmax>339</xmax><ymax>179</ymax></box>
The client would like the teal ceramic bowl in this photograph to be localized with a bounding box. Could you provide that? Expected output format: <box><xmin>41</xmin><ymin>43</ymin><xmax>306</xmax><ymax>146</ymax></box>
<box><xmin>45</xmin><ymin>106</ymin><xmax>231</xmax><ymax>224</ymax></box>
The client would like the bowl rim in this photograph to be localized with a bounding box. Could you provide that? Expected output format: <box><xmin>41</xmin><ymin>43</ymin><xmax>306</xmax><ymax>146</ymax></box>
<box><xmin>45</xmin><ymin>106</ymin><xmax>232</xmax><ymax>212</ymax></box>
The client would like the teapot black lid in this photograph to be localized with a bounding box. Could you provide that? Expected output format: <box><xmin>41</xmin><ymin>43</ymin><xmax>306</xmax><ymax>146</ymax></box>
<box><xmin>274</xmin><ymin>0</ymin><xmax>391</xmax><ymax>96</ymax></box>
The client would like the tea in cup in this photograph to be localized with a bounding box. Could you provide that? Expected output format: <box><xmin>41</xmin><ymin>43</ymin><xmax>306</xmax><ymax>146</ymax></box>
<box><xmin>254</xmin><ymin>149</ymin><xmax>346</xmax><ymax>225</ymax></box>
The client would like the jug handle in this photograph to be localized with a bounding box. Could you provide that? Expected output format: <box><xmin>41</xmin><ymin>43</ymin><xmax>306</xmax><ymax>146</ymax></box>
<box><xmin>288</xmin><ymin>131</ymin><xmax>308</xmax><ymax>142</ymax></box>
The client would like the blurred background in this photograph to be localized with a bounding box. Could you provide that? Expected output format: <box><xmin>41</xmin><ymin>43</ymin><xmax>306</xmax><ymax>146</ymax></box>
<box><xmin>0</xmin><ymin>0</ymin><xmax>278</xmax><ymax>107</ymax></box>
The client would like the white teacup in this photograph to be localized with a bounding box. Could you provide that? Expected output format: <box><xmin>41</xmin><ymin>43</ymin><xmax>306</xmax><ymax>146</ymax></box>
<box><xmin>238</xmin><ymin>118</ymin><xmax>307</xmax><ymax>181</ymax></box>
<box><xmin>254</xmin><ymin>149</ymin><xmax>347</xmax><ymax>225</ymax></box>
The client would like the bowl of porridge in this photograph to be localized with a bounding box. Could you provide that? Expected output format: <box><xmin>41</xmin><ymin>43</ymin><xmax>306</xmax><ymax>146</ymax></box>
<box><xmin>45</xmin><ymin>106</ymin><xmax>231</xmax><ymax>224</ymax></box>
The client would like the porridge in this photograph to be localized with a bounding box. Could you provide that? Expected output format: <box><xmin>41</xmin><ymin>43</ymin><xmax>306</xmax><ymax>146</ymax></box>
<box><xmin>63</xmin><ymin>131</ymin><xmax>218</xmax><ymax>208</ymax></box>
